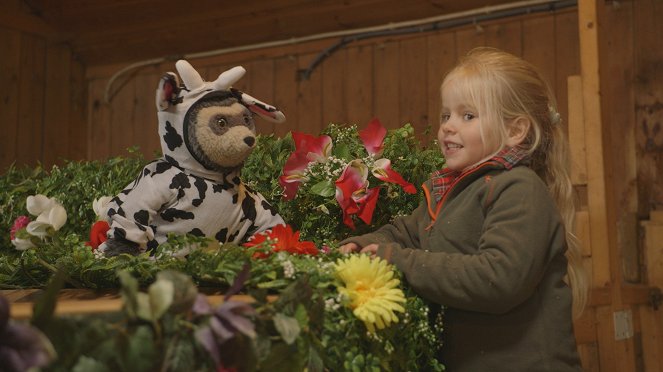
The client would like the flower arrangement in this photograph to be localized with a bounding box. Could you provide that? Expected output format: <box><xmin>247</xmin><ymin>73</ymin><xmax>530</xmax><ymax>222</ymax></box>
<box><xmin>242</xmin><ymin>120</ymin><xmax>445</xmax><ymax>246</ymax></box>
<box><xmin>0</xmin><ymin>123</ymin><xmax>446</xmax><ymax>371</ymax></box>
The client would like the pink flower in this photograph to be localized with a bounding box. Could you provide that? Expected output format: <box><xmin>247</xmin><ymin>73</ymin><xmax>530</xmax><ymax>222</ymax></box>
<box><xmin>279</xmin><ymin>133</ymin><xmax>332</xmax><ymax>199</ymax></box>
<box><xmin>10</xmin><ymin>216</ymin><xmax>30</xmax><ymax>241</ymax></box>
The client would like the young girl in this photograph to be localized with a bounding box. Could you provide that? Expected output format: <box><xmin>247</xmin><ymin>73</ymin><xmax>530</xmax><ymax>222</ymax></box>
<box><xmin>339</xmin><ymin>47</ymin><xmax>587</xmax><ymax>371</ymax></box>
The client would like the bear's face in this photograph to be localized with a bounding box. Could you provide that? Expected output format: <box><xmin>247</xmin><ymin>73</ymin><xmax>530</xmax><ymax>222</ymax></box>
<box><xmin>185</xmin><ymin>96</ymin><xmax>257</xmax><ymax>172</ymax></box>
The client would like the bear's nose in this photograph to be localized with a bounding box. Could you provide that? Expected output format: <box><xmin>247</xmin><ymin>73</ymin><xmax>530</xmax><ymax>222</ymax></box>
<box><xmin>244</xmin><ymin>136</ymin><xmax>255</xmax><ymax>147</ymax></box>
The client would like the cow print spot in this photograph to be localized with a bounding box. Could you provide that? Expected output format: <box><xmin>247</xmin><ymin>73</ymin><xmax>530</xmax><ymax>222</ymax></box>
<box><xmin>163</xmin><ymin>121</ymin><xmax>183</xmax><ymax>150</ymax></box>
<box><xmin>242</xmin><ymin>196</ymin><xmax>258</xmax><ymax>222</ymax></box>
<box><xmin>147</xmin><ymin>240</ymin><xmax>159</xmax><ymax>253</ymax></box>
<box><xmin>192</xmin><ymin>177</ymin><xmax>207</xmax><ymax>207</ymax></box>
<box><xmin>114</xmin><ymin>227</ymin><xmax>127</xmax><ymax>239</ymax></box>
<box><xmin>215</xmin><ymin>228</ymin><xmax>228</xmax><ymax>242</ymax></box>
<box><xmin>134</xmin><ymin>210</ymin><xmax>149</xmax><ymax>226</ymax></box>
<box><xmin>160</xmin><ymin>208</ymin><xmax>194</xmax><ymax>222</ymax></box>
<box><xmin>169</xmin><ymin>173</ymin><xmax>192</xmax><ymax>199</ymax></box>
<box><xmin>155</xmin><ymin>160</ymin><xmax>173</xmax><ymax>175</ymax></box>
<box><xmin>188</xmin><ymin>228</ymin><xmax>204</xmax><ymax>237</ymax></box>
<box><xmin>262</xmin><ymin>200</ymin><xmax>279</xmax><ymax>216</ymax></box>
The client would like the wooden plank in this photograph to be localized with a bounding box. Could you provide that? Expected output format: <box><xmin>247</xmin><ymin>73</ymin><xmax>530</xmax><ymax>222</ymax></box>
<box><xmin>633</xmin><ymin>0</ymin><xmax>663</xmax><ymax>217</ymax></box>
<box><xmin>454</xmin><ymin>25</ymin><xmax>485</xmax><ymax>60</ymax></box>
<box><xmin>345</xmin><ymin>44</ymin><xmax>373</xmax><ymax>128</ymax></box>
<box><xmin>132</xmin><ymin>69</ymin><xmax>160</xmax><ymax>159</ymax></box>
<box><xmin>247</xmin><ymin>59</ymin><xmax>278</xmax><ymax>135</ymax></box>
<box><xmin>109</xmin><ymin>74</ymin><xmax>137</xmax><ymax>157</ymax></box>
<box><xmin>575</xmin><ymin>210</ymin><xmax>592</xmax><ymax>257</ymax></box>
<box><xmin>0</xmin><ymin>28</ymin><xmax>21</xmax><ymax>172</ymax></box>
<box><xmin>554</xmin><ymin>10</ymin><xmax>580</xmax><ymax>130</ymax></box>
<box><xmin>398</xmin><ymin>36</ymin><xmax>428</xmax><ymax>134</ymax></box>
<box><xmin>641</xmin><ymin>211</ymin><xmax>663</xmax><ymax>372</ymax></box>
<box><xmin>579</xmin><ymin>0</ymin><xmax>636</xmax><ymax>370</ymax></box>
<box><xmin>426</xmin><ymin>32</ymin><xmax>456</xmax><ymax>143</ymax></box>
<box><xmin>6</xmin><ymin>288</ymin><xmax>263</xmax><ymax>320</ymax></box>
<box><xmin>87</xmin><ymin>79</ymin><xmax>112</xmax><ymax>160</ymax></box>
<box><xmin>522</xmin><ymin>14</ymin><xmax>556</xmax><ymax>91</ymax></box>
<box><xmin>43</xmin><ymin>44</ymin><xmax>71</xmax><ymax>168</ymax></box>
<box><xmin>16</xmin><ymin>33</ymin><xmax>46</xmax><ymax>168</ymax></box>
<box><xmin>68</xmin><ymin>57</ymin><xmax>88</xmax><ymax>161</ymax></box>
<box><xmin>273</xmin><ymin>55</ymin><xmax>298</xmax><ymax>138</ymax></box>
<box><xmin>567</xmin><ymin>75</ymin><xmax>587</xmax><ymax>186</ymax></box>
<box><xmin>577</xmin><ymin>342</ymin><xmax>600</xmax><ymax>372</ymax></box>
<box><xmin>321</xmin><ymin>47</ymin><xmax>347</xmax><ymax>126</ymax></box>
<box><xmin>296</xmin><ymin>52</ymin><xmax>323</xmax><ymax>134</ymax></box>
<box><xmin>373</xmin><ymin>40</ymin><xmax>400</xmax><ymax>129</ymax></box>
<box><xmin>484</xmin><ymin>18</ymin><xmax>522</xmax><ymax>57</ymax></box>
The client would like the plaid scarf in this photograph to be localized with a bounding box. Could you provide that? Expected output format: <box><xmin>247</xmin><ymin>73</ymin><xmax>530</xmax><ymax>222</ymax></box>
<box><xmin>431</xmin><ymin>146</ymin><xmax>530</xmax><ymax>203</ymax></box>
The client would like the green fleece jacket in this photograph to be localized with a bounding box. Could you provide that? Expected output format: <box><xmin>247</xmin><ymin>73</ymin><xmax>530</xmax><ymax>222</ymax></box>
<box><xmin>342</xmin><ymin>164</ymin><xmax>581</xmax><ymax>372</ymax></box>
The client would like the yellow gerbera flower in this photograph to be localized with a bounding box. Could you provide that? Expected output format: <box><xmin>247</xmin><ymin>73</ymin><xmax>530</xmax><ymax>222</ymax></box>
<box><xmin>335</xmin><ymin>254</ymin><xmax>406</xmax><ymax>333</ymax></box>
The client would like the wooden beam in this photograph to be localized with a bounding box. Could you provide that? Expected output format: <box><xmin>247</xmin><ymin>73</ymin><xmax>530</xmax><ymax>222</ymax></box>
<box><xmin>578</xmin><ymin>0</ymin><xmax>636</xmax><ymax>370</ymax></box>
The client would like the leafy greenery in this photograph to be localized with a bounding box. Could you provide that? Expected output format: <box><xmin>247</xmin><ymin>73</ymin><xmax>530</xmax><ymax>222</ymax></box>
<box><xmin>0</xmin><ymin>124</ymin><xmax>446</xmax><ymax>371</ymax></box>
<box><xmin>242</xmin><ymin>123</ymin><xmax>445</xmax><ymax>246</ymax></box>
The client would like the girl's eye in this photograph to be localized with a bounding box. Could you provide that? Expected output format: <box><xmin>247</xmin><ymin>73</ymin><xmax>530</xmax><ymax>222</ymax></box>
<box><xmin>440</xmin><ymin>113</ymin><xmax>450</xmax><ymax>122</ymax></box>
<box><xmin>463</xmin><ymin>112</ymin><xmax>476</xmax><ymax>121</ymax></box>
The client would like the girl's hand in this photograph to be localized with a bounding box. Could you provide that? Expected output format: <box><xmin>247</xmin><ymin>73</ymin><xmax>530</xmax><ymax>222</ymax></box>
<box><xmin>360</xmin><ymin>244</ymin><xmax>379</xmax><ymax>256</ymax></box>
<box><xmin>339</xmin><ymin>242</ymin><xmax>360</xmax><ymax>254</ymax></box>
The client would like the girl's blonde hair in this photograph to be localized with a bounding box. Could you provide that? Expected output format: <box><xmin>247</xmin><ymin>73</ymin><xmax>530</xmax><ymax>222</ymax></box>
<box><xmin>442</xmin><ymin>47</ymin><xmax>587</xmax><ymax>316</ymax></box>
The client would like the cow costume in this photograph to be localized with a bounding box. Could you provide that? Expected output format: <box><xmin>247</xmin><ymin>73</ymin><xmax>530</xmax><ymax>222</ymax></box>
<box><xmin>100</xmin><ymin>60</ymin><xmax>285</xmax><ymax>256</ymax></box>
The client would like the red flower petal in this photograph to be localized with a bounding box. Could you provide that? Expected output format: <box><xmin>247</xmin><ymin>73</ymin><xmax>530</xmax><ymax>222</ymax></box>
<box><xmin>86</xmin><ymin>220</ymin><xmax>110</xmax><ymax>250</ymax></box>
<box><xmin>372</xmin><ymin>158</ymin><xmax>417</xmax><ymax>194</ymax></box>
<box><xmin>359</xmin><ymin>118</ymin><xmax>387</xmax><ymax>156</ymax></box>
<box><xmin>357</xmin><ymin>186</ymin><xmax>381</xmax><ymax>225</ymax></box>
<box><xmin>292</xmin><ymin>132</ymin><xmax>332</xmax><ymax>161</ymax></box>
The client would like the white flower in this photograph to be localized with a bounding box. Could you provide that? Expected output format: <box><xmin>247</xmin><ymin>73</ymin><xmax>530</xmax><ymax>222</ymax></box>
<box><xmin>92</xmin><ymin>196</ymin><xmax>112</xmax><ymax>218</ymax></box>
<box><xmin>25</xmin><ymin>194</ymin><xmax>67</xmax><ymax>239</ymax></box>
<box><xmin>11</xmin><ymin>237</ymin><xmax>36</xmax><ymax>251</ymax></box>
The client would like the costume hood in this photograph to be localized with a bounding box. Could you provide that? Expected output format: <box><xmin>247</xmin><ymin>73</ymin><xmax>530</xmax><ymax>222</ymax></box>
<box><xmin>155</xmin><ymin>60</ymin><xmax>285</xmax><ymax>182</ymax></box>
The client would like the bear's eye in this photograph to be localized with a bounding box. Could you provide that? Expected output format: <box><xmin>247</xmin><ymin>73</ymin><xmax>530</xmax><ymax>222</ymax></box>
<box><xmin>243</xmin><ymin>115</ymin><xmax>250</xmax><ymax>125</ymax></box>
<box><xmin>216</xmin><ymin>117</ymin><xmax>228</xmax><ymax>128</ymax></box>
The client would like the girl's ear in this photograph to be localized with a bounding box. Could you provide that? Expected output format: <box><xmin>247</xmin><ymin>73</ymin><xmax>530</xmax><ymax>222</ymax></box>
<box><xmin>505</xmin><ymin>117</ymin><xmax>531</xmax><ymax>147</ymax></box>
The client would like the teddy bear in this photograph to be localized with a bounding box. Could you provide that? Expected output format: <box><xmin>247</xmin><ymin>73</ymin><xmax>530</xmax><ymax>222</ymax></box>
<box><xmin>99</xmin><ymin>60</ymin><xmax>286</xmax><ymax>256</ymax></box>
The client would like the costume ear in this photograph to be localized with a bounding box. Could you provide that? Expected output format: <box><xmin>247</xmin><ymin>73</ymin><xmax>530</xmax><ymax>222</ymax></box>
<box><xmin>175</xmin><ymin>60</ymin><xmax>204</xmax><ymax>91</ymax></box>
<box><xmin>231</xmin><ymin>88</ymin><xmax>286</xmax><ymax>123</ymax></box>
<box><xmin>155</xmin><ymin>72</ymin><xmax>180</xmax><ymax>111</ymax></box>
<box><xmin>505</xmin><ymin>117</ymin><xmax>531</xmax><ymax>147</ymax></box>
<box><xmin>213</xmin><ymin>66</ymin><xmax>246</xmax><ymax>90</ymax></box>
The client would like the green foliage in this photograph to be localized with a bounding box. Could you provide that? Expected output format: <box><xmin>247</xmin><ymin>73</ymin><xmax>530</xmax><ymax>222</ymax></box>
<box><xmin>242</xmin><ymin>123</ymin><xmax>445</xmax><ymax>246</ymax></box>
<box><xmin>1</xmin><ymin>124</ymin><xmax>446</xmax><ymax>371</ymax></box>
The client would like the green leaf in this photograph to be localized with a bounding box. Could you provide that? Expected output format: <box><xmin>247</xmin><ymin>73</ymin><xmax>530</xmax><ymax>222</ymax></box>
<box><xmin>31</xmin><ymin>270</ymin><xmax>66</xmax><ymax>330</ymax></box>
<box><xmin>309</xmin><ymin>180</ymin><xmax>335</xmax><ymax>197</ymax></box>
<box><xmin>147</xmin><ymin>278</ymin><xmax>174</xmax><ymax>320</ymax></box>
<box><xmin>273</xmin><ymin>313</ymin><xmax>301</xmax><ymax>345</ymax></box>
<box><xmin>72</xmin><ymin>356</ymin><xmax>110</xmax><ymax>372</ymax></box>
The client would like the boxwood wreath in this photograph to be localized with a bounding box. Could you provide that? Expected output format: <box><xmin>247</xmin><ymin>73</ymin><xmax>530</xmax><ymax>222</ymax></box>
<box><xmin>0</xmin><ymin>123</ymin><xmax>446</xmax><ymax>371</ymax></box>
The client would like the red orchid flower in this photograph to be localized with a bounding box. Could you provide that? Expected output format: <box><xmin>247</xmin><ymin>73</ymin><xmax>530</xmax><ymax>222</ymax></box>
<box><xmin>372</xmin><ymin>158</ymin><xmax>417</xmax><ymax>194</ymax></box>
<box><xmin>359</xmin><ymin>118</ymin><xmax>416</xmax><ymax>194</ymax></box>
<box><xmin>244</xmin><ymin>224</ymin><xmax>318</xmax><ymax>258</ymax></box>
<box><xmin>359</xmin><ymin>117</ymin><xmax>387</xmax><ymax>156</ymax></box>
<box><xmin>85</xmin><ymin>220</ymin><xmax>110</xmax><ymax>250</ymax></box>
<box><xmin>335</xmin><ymin>160</ymin><xmax>380</xmax><ymax>229</ymax></box>
<box><xmin>279</xmin><ymin>133</ymin><xmax>332</xmax><ymax>199</ymax></box>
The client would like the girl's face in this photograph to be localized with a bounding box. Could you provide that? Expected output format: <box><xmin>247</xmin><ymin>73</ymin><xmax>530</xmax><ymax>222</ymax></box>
<box><xmin>438</xmin><ymin>83</ymin><xmax>498</xmax><ymax>172</ymax></box>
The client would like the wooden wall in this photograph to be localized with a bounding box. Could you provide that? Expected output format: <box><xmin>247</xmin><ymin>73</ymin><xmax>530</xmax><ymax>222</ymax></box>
<box><xmin>0</xmin><ymin>0</ymin><xmax>87</xmax><ymax>172</ymax></box>
<box><xmin>2</xmin><ymin>1</ymin><xmax>663</xmax><ymax>370</ymax></box>
<box><xmin>84</xmin><ymin>10</ymin><xmax>579</xmax><ymax>162</ymax></box>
